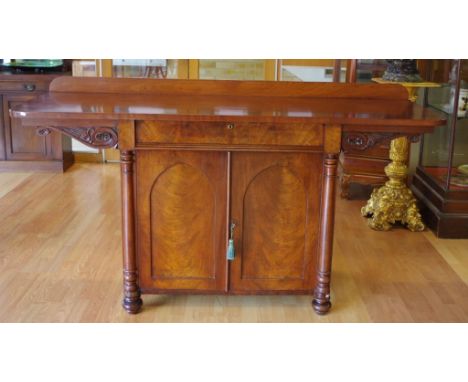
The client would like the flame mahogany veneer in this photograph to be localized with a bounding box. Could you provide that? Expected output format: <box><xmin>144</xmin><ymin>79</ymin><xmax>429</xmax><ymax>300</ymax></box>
<box><xmin>11</xmin><ymin>78</ymin><xmax>445</xmax><ymax>315</ymax></box>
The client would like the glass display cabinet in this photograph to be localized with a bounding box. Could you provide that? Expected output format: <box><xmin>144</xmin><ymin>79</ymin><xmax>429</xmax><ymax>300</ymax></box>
<box><xmin>411</xmin><ymin>59</ymin><xmax>468</xmax><ymax>238</ymax></box>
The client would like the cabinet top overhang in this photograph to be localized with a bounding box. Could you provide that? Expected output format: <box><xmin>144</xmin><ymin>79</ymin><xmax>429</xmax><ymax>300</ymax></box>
<box><xmin>11</xmin><ymin>77</ymin><xmax>446</xmax><ymax>130</ymax></box>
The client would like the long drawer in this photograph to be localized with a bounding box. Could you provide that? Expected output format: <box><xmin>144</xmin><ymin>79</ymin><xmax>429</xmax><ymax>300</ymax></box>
<box><xmin>135</xmin><ymin>120</ymin><xmax>323</xmax><ymax>147</ymax></box>
<box><xmin>0</xmin><ymin>79</ymin><xmax>49</xmax><ymax>93</ymax></box>
<box><xmin>340</xmin><ymin>155</ymin><xmax>390</xmax><ymax>175</ymax></box>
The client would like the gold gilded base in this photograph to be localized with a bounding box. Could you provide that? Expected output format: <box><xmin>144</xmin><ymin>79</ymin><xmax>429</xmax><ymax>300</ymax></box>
<box><xmin>361</xmin><ymin>183</ymin><xmax>424</xmax><ymax>232</ymax></box>
<box><xmin>361</xmin><ymin>136</ymin><xmax>425</xmax><ymax>232</ymax></box>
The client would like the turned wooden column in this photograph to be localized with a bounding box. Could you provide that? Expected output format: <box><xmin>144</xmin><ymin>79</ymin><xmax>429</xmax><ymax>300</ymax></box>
<box><xmin>313</xmin><ymin>153</ymin><xmax>338</xmax><ymax>314</ymax></box>
<box><xmin>120</xmin><ymin>150</ymin><xmax>142</xmax><ymax>314</ymax></box>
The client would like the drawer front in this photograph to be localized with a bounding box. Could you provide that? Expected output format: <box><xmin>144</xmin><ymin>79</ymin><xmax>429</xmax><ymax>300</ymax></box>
<box><xmin>344</xmin><ymin>141</ymin><xmax>390</xmax><ymax>159</ymax></box>
<box><xmin>341</xmin><ymin>154</ymin><xmax>390</xmax><ymax>176</ymax></box>
<box><xmin>0</xmin><ymin>80</ymin><xmax>49</xmax><ymax>93</ymax></box>
<box><xmin>342</xmin><ymin>132</ymin><xmax>391</xmax><ymax>159</ymax></box>
<box><xmin>136</xmin><ymin>120</ymin><xmax>323</xmax><ymax>148</ymax></box>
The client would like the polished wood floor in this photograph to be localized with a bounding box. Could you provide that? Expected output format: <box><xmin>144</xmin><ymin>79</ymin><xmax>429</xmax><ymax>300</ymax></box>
<box><xmin>1</xmin><ymin>163</ymin><xmax>467</xmax><ymax>322</ymax></box>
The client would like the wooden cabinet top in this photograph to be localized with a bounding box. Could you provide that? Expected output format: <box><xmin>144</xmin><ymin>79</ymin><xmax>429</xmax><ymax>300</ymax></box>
<box><xmin>11</xmin><ymin>77</ymin><xmax>445</xmax><ymax>132</ymax></box>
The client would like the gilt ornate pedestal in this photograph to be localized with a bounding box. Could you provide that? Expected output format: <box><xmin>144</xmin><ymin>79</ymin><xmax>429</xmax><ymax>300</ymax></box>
<box><xmin>361</xmin><ymin>136</ymin><xmax>425</xmax><ymax>231</ymax></box>
<box><xmin>362</xmin><ymin>78</ymin><xmax>441</xmax><ymax>231</ymax></box>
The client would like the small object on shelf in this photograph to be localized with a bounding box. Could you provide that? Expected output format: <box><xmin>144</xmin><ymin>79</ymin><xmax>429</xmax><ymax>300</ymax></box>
<box><xmin>382</xmin><ymin>59</ymin><xmax>422</xmax><ymax>82</ymax></box>
<box><xmin>458</xmin><ymin>164</ymin><xmax>468</xmax><ymax>175</ymax></box>
<box><xmin>458</xmin><ymin>88</ymin><xmax>468</xmax><ymax>114</ymax></box>
<box><xmin>0</xmin><ymin>59</ymin><xmax>67</xmax><ymax>74</ymax></box>
<box><xmin>432</xmin><ymin>103</ymin><xmax>467</xmax><ymax>118</ymax></box>
<box><xmin>1</xmin><ymin>59</ymin><xmax>63</xmax><ymax>68</ymax></box>
<box><xmin>445</xmin><ymin>174</ymin><xmax>468</xmax><ymax>187</ymax></box>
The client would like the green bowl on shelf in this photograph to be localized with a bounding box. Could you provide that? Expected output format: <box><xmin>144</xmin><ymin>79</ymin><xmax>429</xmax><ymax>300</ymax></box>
<box><xmin>1</xmin><ymin>59</ymin><xmax>63</xmax><ymax>68</ymax></box>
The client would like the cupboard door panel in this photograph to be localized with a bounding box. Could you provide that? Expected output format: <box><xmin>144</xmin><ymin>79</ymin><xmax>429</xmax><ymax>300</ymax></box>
<box><xmin>230</xmin><ymin>152</ymin><xmax>322</xmax><ymax>292</ymax></box>
<box><xmin>137</xmin><ymin>150</ymin><xmax>228</xmax><ymax>292</ymax></box>
<box><xmin>242</xmin><ymin>165</ymin><xmax>306</xmax><ymax>279</ymax></box>
<box><xmin>3</xmin><ymin>94</ymin><xmax>53</xmax><ymax>160</ymax></box>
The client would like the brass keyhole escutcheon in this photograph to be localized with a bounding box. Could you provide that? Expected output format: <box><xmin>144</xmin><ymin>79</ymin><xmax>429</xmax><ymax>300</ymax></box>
<box><xmin>226</xmin><ymin>123</ymin><xmax>235</xmax><ymax>130</ymax></box>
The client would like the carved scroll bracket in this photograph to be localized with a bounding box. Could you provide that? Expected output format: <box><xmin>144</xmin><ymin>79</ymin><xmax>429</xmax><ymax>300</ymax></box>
<box><xmin>342</xmin><ymin>132</ymin><xmax>420</xmax><ymax>152</ymax></box>
<box><xmin>36</xmin><ymin>125</ymin><xmax>119</xmax><ymax>149</ymax></box>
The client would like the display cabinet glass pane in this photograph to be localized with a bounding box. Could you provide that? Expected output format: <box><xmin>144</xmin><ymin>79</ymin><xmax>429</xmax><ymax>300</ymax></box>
<box><xmin>451</xmin><ymin>60</ymin><xmax>468</xmax><ymax>190</ymax></box>
<box><xmin>354</xmin><ymin>59</ymin><xmax>387</xmax><ymax>83</ymax></box>
<box><xmin>421</xmin><ymin>59</ymin><xmax>468</xmax><ymax>192</ymax></box>
<box><xmin>198</xmin><ymin>59</ymin><xmax>266</xmax><ymax>80</ymax></box>
<box><xmin>112</xmin><ymin>59</ymin><xmax>180</xmax><ymax>79</ymax></box>
<box><xmin>279</xmin><ymin>59</ymin><xmax>346</xmax><ymax>82</ymax></box>
<box><xmin>72</xmin><ymin>60</ymin><xmax>97</xmax><ymax>77</ymax></box>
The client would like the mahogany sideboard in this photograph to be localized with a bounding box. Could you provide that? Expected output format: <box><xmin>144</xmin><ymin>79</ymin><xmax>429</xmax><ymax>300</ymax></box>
<box><xmin>11</xmin><ymin>77</ymin><xmax>444</xmax><ymax>315</ymax></box>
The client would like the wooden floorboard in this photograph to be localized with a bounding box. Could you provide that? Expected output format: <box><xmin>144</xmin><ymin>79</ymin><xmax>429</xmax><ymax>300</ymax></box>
<box><xmin>0</xmin><ymin>163</ymin><xmax>467</xmax><ymax>322</ymax></box>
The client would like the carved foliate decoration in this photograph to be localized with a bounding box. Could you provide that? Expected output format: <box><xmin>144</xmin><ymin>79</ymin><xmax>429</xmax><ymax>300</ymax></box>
<box><xmin>342</xmin><ymin>132</ymin><xmax>420</xmax><ymax>152</ymax></box>
<box><xmin>37</xmin><ymin>126</ymin><xmax>118</xmax><ymax>148</ymax></box>
<box><xmin>342</xmin><ymin>132</ymin><xmax>395</xmax><ymax>152</ymax></box>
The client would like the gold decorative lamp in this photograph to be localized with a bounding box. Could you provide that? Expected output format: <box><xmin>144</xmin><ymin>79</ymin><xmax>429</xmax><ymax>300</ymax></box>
<box><xmin>361</xmin><ymin>60</ymin><xmax>440</xmax><ymax>231</ymax></box>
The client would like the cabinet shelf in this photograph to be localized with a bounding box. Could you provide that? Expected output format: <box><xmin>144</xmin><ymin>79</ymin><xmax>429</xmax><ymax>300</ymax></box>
<box><xmin>428</xmin><ymin>103</ymin><xmax>467</xmax><ymax>119</ymax></box>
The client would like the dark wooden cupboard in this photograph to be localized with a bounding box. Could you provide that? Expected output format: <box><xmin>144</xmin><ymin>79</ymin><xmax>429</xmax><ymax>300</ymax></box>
<box><xmin>0</xmin><ymin>74</ymin><xmax>73</xmax><ymax>171</ymax></box>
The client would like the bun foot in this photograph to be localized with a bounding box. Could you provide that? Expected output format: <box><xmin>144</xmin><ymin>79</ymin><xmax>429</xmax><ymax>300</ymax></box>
<box><xmin>312</xmin><ymin>298</ymin><xmax>331</xmax><ymax>315</ymax></box>
<box><xmin>122</xmin><ymin>297</ymin><xmax>143</xmax><ymax>314</ymax></box>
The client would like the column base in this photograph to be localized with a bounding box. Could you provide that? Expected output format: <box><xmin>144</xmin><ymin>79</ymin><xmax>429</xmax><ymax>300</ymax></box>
<box><xmin>122</xmin><ymin>297</ymin><xmax>143</xmax><ymax>314</ymax></box>
<box><xmin>312</xmin><ymin>297</ymin><xmax>331</xmax><ymax>315</ymax></box>
<box><xmin>313</xmin><ymin>281</ymin><xmax>332</xmax><ymax>315</ymax></box>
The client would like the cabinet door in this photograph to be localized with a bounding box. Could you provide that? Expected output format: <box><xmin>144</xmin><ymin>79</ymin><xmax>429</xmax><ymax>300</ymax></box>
<box><xmin>137</xmin><ymin>150</ymin><xmax>228</xmax><ymax>292</ymax></box>
<box><xmin>3</xmin><ymin>94</ymin><xmax>53</xmax><ymax>160</ymax></box>
<box><xmin>230</xmin><ymin>152</ymin><xmax>322</xmax><ymax>292</ymax></box>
